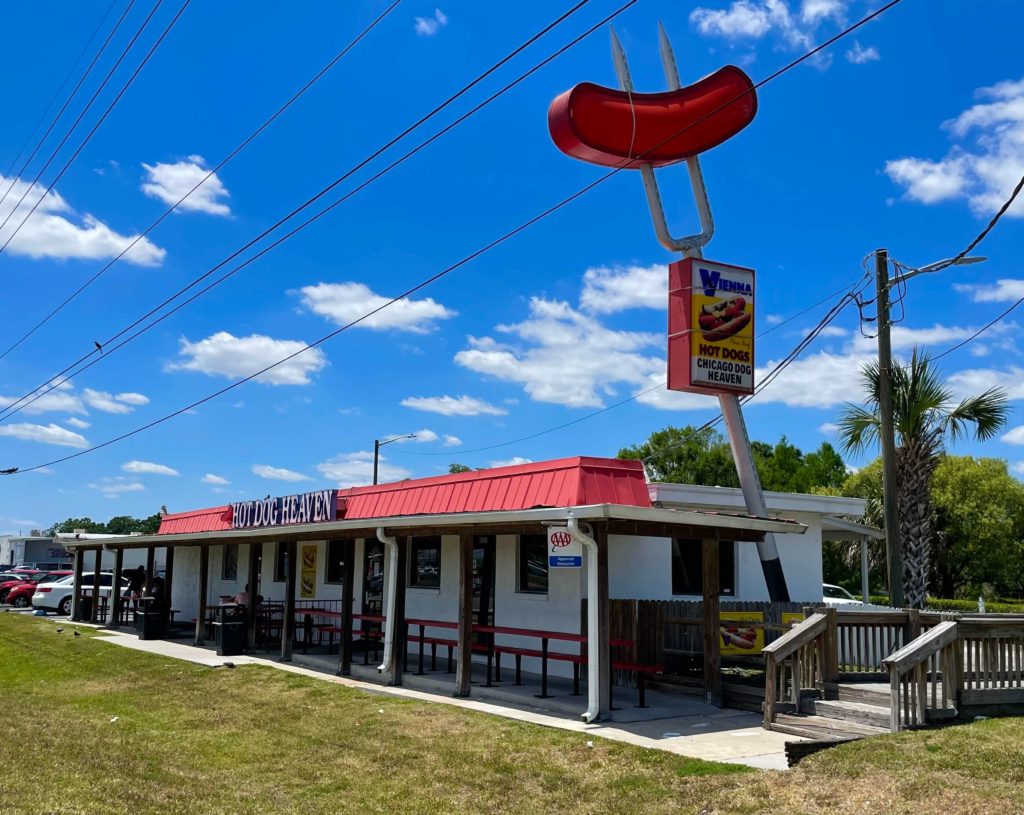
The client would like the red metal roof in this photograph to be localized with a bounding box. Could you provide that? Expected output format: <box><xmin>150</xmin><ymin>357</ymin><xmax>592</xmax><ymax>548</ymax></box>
<box><xmin>157</xmin><ymin>456</ymin><xmax>649</xmax><ymax>536</ymax></box>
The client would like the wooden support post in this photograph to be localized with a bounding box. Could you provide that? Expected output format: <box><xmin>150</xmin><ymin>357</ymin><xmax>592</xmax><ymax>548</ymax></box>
<box><xmin>389</xmin><ymin>538</ymin><xmax>408</xmax><ymax>686</ymax></box>
<box><xmin>339</xmin><ymin>539</ymin><xmax>354</xmax><ymax>676</ymax></box>
<box><xmin>71</xmin><ymin>548</ymin><xmax>85</xmax><ymax>620</ymax></box>
<box><xmin>703</xmin><ymin>537</ymin><xmax>722</xmax><ymax>707</ymax></box>
<box><xmin>91</xmin><ymin>550</ymin><xmax>102</xmax><ymax>623</ymax></box>
<box><xmin>145</xmin><ymin>547</ymin><xmax>155</xmax><ymax>594</ymax></box>
<box><xmin>246</xmin><ymin>544</ymin><xmax>261</xmax><ymax>652</ymax></box>
<box><xmin>282</xmin><ymin>541</ymin><xmax>297</xmax><ymax>662</ymax></box>
<box><xmin>907</xmin><ymin>608</ymin><xmax>922</xmax><ymax>643</ymax></box>
<box><xmin>108</xmin><ymin>547</ymin><xmax>124</xmax><ymax>629</ymax></box>
<box><xmin>823</xmin><ymin>606</ymin><xmax>839</xmax><ymax>696</ymax></box>
<box><xmin>195</xmin><ymin>544</ymin><xmax>209</xmax><ymax>646</ymax></box>
<box><xmin>596</xmin><ymin>525</ymin><xmax>612</xmax><ymax>717</ymax></box>
<box><xmin>455</xmin><ymin>533</ymin><xmax>474</xmax><ymax>697</ymax></box>
<box><xmin>164</xmin><ymin>546</ymin><xmax>175</xmax><ymax>622</ymax></box>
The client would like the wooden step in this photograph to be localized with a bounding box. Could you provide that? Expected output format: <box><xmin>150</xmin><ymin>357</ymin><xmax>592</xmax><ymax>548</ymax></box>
<box><xmin>837</xmin><ymin>682</ymin><xmax>892</xmax><ymax>707</ymax></box>
<box><xmin>803</xmin><ymin>699</ymin><xmax>891</xmax><ymax>730</ymax></box>
<box><xmin>772</xmin><ymin>712</ymin><xmax>889</xmax><ymax>740</ymax></box>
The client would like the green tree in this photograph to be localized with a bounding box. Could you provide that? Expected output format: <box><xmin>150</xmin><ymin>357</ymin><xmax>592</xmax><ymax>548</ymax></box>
<box><xmin>838</xmin><ymin>351</ymin><xmax>1010</xmax><ymax>607</ymax></box>
<box><xmin>45</xmin><ymin>517</ymin><xmax>109</xmax><ymax>536</ymax></box>
<box><xmin>448</xmin><ymin>464</ymin><xmax>472</xmax><ymax>474</ymax></box>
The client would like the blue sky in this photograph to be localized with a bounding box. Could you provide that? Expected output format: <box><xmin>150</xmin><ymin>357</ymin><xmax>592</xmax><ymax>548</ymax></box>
<box><xmin>1</xmin><ymin>0</ymin><xmax>1022</xmax><ymax>532</ymax></box>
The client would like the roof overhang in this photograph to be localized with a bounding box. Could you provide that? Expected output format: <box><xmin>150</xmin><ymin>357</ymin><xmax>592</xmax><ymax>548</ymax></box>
<box><xmin>63</xmin><ymin>503</ymin><xmax>805</xmax><ymax>550</ymax></box>
<box><xmin>821</xmin><ymin>515</ymin><xmax>883</xmax><ymax>541</ymax></box>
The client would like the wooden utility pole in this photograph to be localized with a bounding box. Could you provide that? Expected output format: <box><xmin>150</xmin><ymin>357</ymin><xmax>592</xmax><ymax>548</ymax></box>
<box><xmin>875</xmin><ymin>248</ymin><xmax>905</xmax><ymax>608</ymax></box>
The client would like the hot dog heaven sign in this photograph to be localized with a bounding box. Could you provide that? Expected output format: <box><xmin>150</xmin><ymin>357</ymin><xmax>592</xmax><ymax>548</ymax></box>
<box><xmin>230</xmin><ymin>489</ymin><xmax>338</xmax><ymax>530</ymax></box>
<box><xmin>668</xmin><ymin>258</ymin><xmax>755</xmax><ymax>396</ymax></box>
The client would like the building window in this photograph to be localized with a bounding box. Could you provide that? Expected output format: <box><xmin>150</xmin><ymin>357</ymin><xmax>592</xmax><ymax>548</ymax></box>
<box><xmin>273</xmin><ymin>543</ymin><xmax>287</xmax><ymax>582</ymax></box>
<box><xmin>409</xmin><ymin>536</ymin><xmax>441</xmax><ymax>589</ymax></box>
<box><xmin>517</xmin><ymin>534</ymin><xmax>548</xmax><ymax>594</ymax></box>
<box><xmin>222</xmin><ymin>544</ymin><xmax>238</xmax><ymax>581</ymax></box>
<box><xmin>671</xmin><ymin>539</ymin><xmax>735</xmax><ymax>596</ymax></box>
<box><xmin>325</xmin><ymin>540</ymin><xmax>345</xmax><ymax>584</ymax></box>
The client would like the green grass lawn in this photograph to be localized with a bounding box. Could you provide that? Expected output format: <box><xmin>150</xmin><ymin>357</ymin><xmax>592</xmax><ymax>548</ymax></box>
<box><xmin>1</xmin><ymin>615</ymin><xmax>1022</xmax><ymax>815</ymax></box>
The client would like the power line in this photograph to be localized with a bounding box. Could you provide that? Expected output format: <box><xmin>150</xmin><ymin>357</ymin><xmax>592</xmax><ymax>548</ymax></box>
<box><xmin>0</xmin><ymin>0</ymin><xmax>611</xmax><ymax>422</ymax></box>
<box><xmin>3</xmin><ymin>0</ymin><xmax>905</xmax><ymax>474</ymax></box>
<box><xmin>0</xmin><ymin>0</ymin><xmax>190</xmax><ymax>257</ymax></box>
<box><xmin>0</xmin><ymin>0</ymin><xmax>133</xmax><ymax>214</ymax></box>
<box><xmin>0</xmin><ymin>0</ymin><xmax>404</xmax><ymax>362</ymax></box>
<box><xmin>0</xmin><ymin>0</ymin><xmax>119</xmax><ymax>189</ymax></box>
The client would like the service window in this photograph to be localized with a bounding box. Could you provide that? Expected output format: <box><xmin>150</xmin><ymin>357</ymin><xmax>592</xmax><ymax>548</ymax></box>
<box><xmin>517</xmin><ymin>534</ymin><xmax>548</xmax><ymax>594</ymax></box>
<box><xmin>671</xmin><ymin>538</ymin><xmax>735</xmax><ymax>596</ymax></box>
<box><xmin>222</xmin><ymin>544</ymin><xmax>238</xmax><ymax>581</ymax></box>
<box><xmin>273</xmin><ymin>543</ymin><xmax>287</xmax><ymax>582</ymax></box>
<box><xmin>325</xmin><ymin>540</ymin><xmax>345</xmax><ymax>584</ymax></box>
<box><xmin>409</xmin><ymin>536</ymin><xmax>441</xmax><ymax>589</ymax></box>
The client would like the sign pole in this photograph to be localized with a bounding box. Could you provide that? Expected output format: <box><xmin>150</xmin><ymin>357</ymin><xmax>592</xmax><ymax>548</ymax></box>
<box><xmin>611</xmin><ymin>25</ymin><xmax>789</xmax><ymax>602</ymax></box>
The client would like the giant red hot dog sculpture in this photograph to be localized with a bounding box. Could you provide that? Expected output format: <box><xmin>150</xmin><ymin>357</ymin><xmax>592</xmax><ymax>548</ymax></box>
<box><xmin>697</xmin><ymin>296</ymin><xmax>751</xmax><ymax>342</ymax></box>
<box><xmin>547</xmin><ymin>65</ymin><xmax>756</xmax><ymax>168</ymax></box>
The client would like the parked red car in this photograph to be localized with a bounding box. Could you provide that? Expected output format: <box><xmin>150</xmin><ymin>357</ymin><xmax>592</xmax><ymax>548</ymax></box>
<box><xmin>1</xmin><ymin>571</ymin><xmax>66</xmax><ymax>606</ymax></box>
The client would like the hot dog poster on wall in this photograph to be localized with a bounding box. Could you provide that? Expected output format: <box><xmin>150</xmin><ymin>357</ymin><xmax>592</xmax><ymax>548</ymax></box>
<box><xmin>668</xmin><ymin>258</ymin><xmax>755</xmax><ymax>395</ymax></box>
<box><xmin>300</xmin><ymin>544</ymin><xmax>317</xmax><ymax>599</ymax></box>
<box><xmin>719</xmin><ymin>611</ymin><xmax>765</xmax><ymax>655</ymax></box>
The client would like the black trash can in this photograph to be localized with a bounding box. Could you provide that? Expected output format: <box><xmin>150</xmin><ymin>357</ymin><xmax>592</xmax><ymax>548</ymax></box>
<box><xmin>78</xmin><ymin>595</ymin><xmax>93</xmax><ymax>620</ymax></box>
<box><xmin>217</xmin><ymin>619</ymin><xmax>246</xmax><ymax>656</ymax></box>
<box><xmin>136</xmin><ymin>602</ymin><xmax>167</xmax><ymax>640</ymax></box>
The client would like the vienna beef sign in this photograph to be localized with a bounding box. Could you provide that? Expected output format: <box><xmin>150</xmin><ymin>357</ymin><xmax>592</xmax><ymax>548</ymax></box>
<box><xmin>668</xmin><ymin>258</ymin><xmax>755</xmax><ymax>396</ymax></box>
<box><xmin>231</xmin><ymin>489</ymin><xmax>338</xmax><ymax>530</ymax></box>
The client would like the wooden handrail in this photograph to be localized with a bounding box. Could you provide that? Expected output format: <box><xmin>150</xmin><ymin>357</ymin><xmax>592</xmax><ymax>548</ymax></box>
<box><xmin>762</xmin><ymin>612</ymin><xmax>827</xmax><ymax>662</ymax></box>
<box><xmin>882</xmin><ymin>621</ymin><xmax>958</xmax><ymax>675</ymax></box>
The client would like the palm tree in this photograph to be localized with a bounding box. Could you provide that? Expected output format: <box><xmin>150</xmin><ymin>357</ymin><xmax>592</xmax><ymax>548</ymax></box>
<box><xmin>837</xmin><ymin>349</ymin><xmax>1009</xmax><ymax>608</ymax></box>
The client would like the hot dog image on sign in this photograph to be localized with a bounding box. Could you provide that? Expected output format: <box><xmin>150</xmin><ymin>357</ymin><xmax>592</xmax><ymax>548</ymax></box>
<box><xmin>667</xmin><ymin>258</ymin><xmax>755</xmax><ymax>395</ymax></box>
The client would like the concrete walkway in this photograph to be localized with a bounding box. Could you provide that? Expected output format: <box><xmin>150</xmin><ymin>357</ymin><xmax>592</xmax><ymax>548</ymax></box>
<box><xmin>63</xmin><ymin>618</ymin><xmax>797</xmax><ymax>770</ymax></box>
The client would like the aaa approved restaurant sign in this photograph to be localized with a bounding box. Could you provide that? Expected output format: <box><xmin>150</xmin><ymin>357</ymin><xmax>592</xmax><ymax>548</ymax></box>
<box><xmin>668</xmin><ymin>257</ymin><xmax>755</xmax><ymax>396</ymax></box>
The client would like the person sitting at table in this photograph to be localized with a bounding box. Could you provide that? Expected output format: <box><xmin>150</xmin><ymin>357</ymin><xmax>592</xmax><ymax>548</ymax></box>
<box><xmin>234</xmin><ymin>584</ymin><xmax>250</xmax><ymax>608</ymax></box>
<box><xmin>127</xmin><ymin>566</ymin><xmax>146</xmax><ymax>609</ymax></box>
<box><xmin>148</xmin><ymin>575</ymin><xmax>168</xmax><ymax>611</ymax></box>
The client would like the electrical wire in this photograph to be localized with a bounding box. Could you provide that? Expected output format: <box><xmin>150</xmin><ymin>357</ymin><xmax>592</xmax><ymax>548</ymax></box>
<box><xmin>3</xmin><ymin>0</ymin><xmax>905</xmax><ymax>474</ymax></box>
<box><xmin>0</xmin><ymin>0</ymin><xmax>404</xmax><ymax>362</ymax></box>
<box><xmin>0</xmin><ymin>0</ymin><xmax>614</xmax><ymax>422</ymax></box>
<box><xmin>0</xmin><ymin>0</ymin><xmax>190</xmax><ymax>257</ymax></box>
<box><xmin>0</xmin><ymin>0</ymin><xmax>134</xmax><ymax>214</ymax></box>
<box><xmin>0</xmin><ymin>0</ymin><xmax>120</xmax><ymax>192</ymax></box>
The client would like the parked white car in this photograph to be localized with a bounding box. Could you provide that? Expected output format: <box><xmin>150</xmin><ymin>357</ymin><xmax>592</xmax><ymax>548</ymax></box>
<box><xmin>32</xmin><ymin>572</ymin><xmax>128</xmax><ymax>616</ymax></box>
<box><xmin>822</xmin><ymin>583</ymin><xmax>862</xmax><ymax>605</ymax></box>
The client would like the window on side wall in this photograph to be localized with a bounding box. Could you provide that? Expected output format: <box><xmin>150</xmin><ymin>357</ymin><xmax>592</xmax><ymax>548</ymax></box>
<box><xmin>517</xmin><ymin>534</ymin><xmax>548</xmax><ymax>594</ymax></box>
<box><xmin>222</xmin><ymin>544</ymin><xmax>238</xmax><ymax>581</ymax></box>
<box><xmin>671</xmin><ymin>538</ymin><xmax>735</xmax><ymax>596</ymax></box>
<box><xmin>409</xmin><ymin>536</ymin><xmax>441</xmax><ymax>589</ymax></box>
<box><xmin>273</xmin><ymin>543</ymin><xmax>286</xmax><ymax>582</ymax></box>
<box><xmin>325</xmin><ymin>540</ymin><xmax>345</xmax><ymax>584</ymax></box>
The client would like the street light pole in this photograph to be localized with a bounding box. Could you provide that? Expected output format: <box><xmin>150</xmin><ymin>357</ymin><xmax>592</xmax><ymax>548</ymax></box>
<box><xmin>875</xmin><ymin>248</ymin><xmax>904</xmax><ymax>608</ymax></box>
<box><xmin>373</xmin><ymin>434</ymin><xmax>417</xmax><ymax>485</ymax></box>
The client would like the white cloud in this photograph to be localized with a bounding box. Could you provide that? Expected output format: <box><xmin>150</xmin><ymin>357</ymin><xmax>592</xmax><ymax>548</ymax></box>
<box><xmin>885</xmin><ymin>77</ymin><xmax>1024</xmax><ymax>217</ymax></box>
<box><xmin>414</xmin><ymin>8</ymin><xmax>447</xmax><ymax>36</ymax></box>
<box><xmin>765</xmin><ymin>314</ymin><xmax>784</xmax><ymax>325</ymax></box>
<box><xmin>252</xmin><ymin>464</ymin><xmax>312</xmax><ymax>482</ymax></box>
<box><xmin>0</xmin><ymin>381</ymin><xmax>85</xmax><ymax>416</ymax></box>
<box><xmin>801</xmin><ymin>0</ymin><xmax>846</xmax><ymax>23</ymax></box>
<box><xmin>845</xmin><ymin>41</ymin><xmax>880</xmax><ymax>64</ymax></box>
<box><xmin>317</xmin><ymin>451</ymin><xmax>410</xmax><ymax>488</ymax></box>
<box><xmin>140</xmin><ymin>155</ymin><xmax>231</xmax><ymax>216</ymax></box>
<box><xmin>1002</xmin><ymin>426</ymin><xmax>1024</xmax><ymax>445</ymax></box>
<box><xmin>690</xmin><ymin>0</ymin><xmax>822</xmax><ymax>50</ymax></box>
<box><xmin>0</xmin><ymin>422</ymin><xmax>88</xmax><ymax>448</ymax></box>
<box><xmin>455</xmin><ymin>297</ymin><xmax>662</xmax><ymax>408</ymax></box>
<box><xmin>579</xmin><ymin>264</ymin><xmax>666</xmax><ymax>313</ymax></box>
<box><xmin>300</xmin><ymin>282</ymin><xmax>455</xmax><ymax>333</ymax></box>
<box><xmin>753</xmin><ymin>350</ymin><xmax>875</xmax><ymax>408</ymax></box>
<box><xmin>488</xmin><ymin>457</ymin><xmax>531</xmax><ymax>468</ymax></box>
<box><xmin>0</xmin><ymin>174</ymin><xmax>164</xmax><ymax>265</ymax></box>
<box><xmin>401</xmin><ymin>394</ymin><xmax>507</xmax><ymax>416</ymax></box>
<box><xmin>819</xmin><ymin>422</ymin><xmax>840</xmax><ymax>434</ymax></box>
<box><xmin>690</xmin><ymin>1</ymin><xmax>773</xmax><ymax>39</ymax></box>
<box><xmin>65</xmin><ymin>416</ymin><xmax>90</xmax><ymax>429</ymax></box>
<box><xmin>633</xmin><ymin>372</ymin><xmax>719</xmax><ymax>412</ymax></box>
<box><xmin>122</xmin><ymin>460</ymin><xmax>179</xmax><ymax>476</ymax></box>
<box><xmin>168</xmin><ymin>331</ymin><xmax>327</xmax><ymax>386</ymax></box>
<box><xmin>948</xmin><ymin>365</ymin><xmax>1024</xmax><ymax>401</ymax></box>
<box><xmin>82</xmin><ymin>388</ymin><xmax>149</xmax><ymax>414</ymax></box>
<box><xmin>443</xmin><ymin>434</ymin><xmax>462</xmax><ymax>447</ymax></box>
<box><xmin>1012</xmin><ymin>461</ymin><xmax>1024</xmax><ymax>475</ymax></box>
<box><xmin>202</xmin><ymin>473</ymin><xmax>230</xmax><ymax>485</ymax></box>
<box><xmin>953</xmin><ymin>279</ymin><xmax>1024</xmax><ymax>303</ymax></box>
<box><xmin>89</xmin><ymin>476</ymin><xmax>144</xmax><ymax>496</ymax></box>
<box><xmin>817</xmin><ymin>325</ymin><xmax>849</xmax><ymax>338</ymax></box>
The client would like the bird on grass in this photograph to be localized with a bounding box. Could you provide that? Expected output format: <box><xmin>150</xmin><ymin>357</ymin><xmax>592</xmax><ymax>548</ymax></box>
<box><xmin>55</xmin><ymin>628</ymin><xmax>64</xmax><ymax>634</ymax></box>
<box><xmin>222</xmin><ymin>662</ymin><xmax>235</xmax><ymax>669</ymax></box>
<box><xmin>73</xmin><ymin>631</ymin><xmax>81</xmax><ymax>638</ymax></box>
